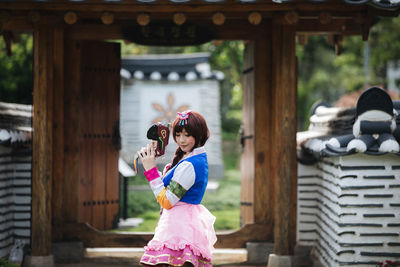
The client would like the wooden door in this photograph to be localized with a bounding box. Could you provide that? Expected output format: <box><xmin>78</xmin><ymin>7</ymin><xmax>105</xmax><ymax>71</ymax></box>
<box><xmin>240</xmin><ymin>42</ymin><xmax>255</xmax><ymax>225</ymax></box>
<box><xmin>77</xmin><ymin>41</ymin><xmax>121</xmax><ymax>230</ymax></box>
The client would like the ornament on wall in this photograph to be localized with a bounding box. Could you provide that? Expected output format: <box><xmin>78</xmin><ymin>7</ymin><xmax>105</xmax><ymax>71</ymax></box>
<box><xmin>173</xmin><ymin>12</ymin><xmax>186</xmax><ymax>25</ymax></box>
<box><xmin>101</xmin><ymin>12</ymin><xmax>114</xmax><ymax>25</ymax></box>
<box><xmin>64</xmin><ymin>11</ymin><xmax>78</xmax><ymax>25</ymax></box>
<box><xmin>212</xmin><ymin>12</ymin><xmax>226</xmax><ymax>26</ymax></box>
<box><xmin>152</xmin><ymin>93</ymin><xmax>190</xmax><ymax>124</ymax></box>
<box><xmin>248</xmin><ymin>11</ymin><xmax>262</xmax><ymax>25</ymax></box>
<box><xmin>137</xmin><ymin>13</ymin><xmax>150</xmax><ymax>26</ymax></box>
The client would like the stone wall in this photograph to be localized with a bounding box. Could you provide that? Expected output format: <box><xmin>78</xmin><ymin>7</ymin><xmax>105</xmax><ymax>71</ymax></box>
<box><xmin>297</xmin><ymin>153</ymin><xmax>400</xmax><ymax>266</ymax></box>
<box><xmin>0</xmin><ymin>146</ymin><xmax>31</xmax><ymax>258</ymax></box>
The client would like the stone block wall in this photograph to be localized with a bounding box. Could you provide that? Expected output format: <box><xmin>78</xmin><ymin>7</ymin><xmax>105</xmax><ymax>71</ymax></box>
<box><xmin>297</xmin><ymin>154</ymin><xmax>400</xmax><ymax>266</ymax></box>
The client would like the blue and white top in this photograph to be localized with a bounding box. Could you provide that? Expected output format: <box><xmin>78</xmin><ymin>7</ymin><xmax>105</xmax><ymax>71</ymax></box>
<box><xmin>144</xmin><ymin>146</ymin><xmax>208</xmax><ymax>209</ymax></box>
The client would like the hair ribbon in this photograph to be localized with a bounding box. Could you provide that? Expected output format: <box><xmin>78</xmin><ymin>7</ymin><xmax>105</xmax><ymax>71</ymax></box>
<box><xmin>177</xmin><ymin>110</ymin><xmax>192</xmax><ymax>126</ymax></box>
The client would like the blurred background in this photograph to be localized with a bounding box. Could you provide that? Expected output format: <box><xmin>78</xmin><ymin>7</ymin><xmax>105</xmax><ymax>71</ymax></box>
<box><xmin>1</xmin><ymin>15</ymin><xmax>400</xmax><ymax>232</ymax></box>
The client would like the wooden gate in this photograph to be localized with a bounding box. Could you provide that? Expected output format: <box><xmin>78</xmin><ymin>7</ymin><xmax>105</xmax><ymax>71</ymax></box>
<box><xmin>64</xmin><ymin>40</ymin><xmax>121</xmax><ymax>230</ymax></box>
<box><xmin>240</xmin><ymin>42</ymin><xmax>255</xmax><ymax>225</ymax></box>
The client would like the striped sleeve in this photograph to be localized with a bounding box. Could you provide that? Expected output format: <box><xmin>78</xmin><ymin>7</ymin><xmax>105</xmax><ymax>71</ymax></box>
<box><xmin>145</xmin><ymin>162</ymin><xmax>195</xmax><ymax>209</ymax></box>
<box><xmin>143</xmin><ymin>167</ymin><xmax>165</xmax><ymax>200</ymax></box>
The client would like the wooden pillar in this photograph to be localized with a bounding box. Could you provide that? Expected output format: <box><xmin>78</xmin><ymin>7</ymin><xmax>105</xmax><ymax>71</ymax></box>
<box><xmin>62</xmin><ymin>39</ymin><xmax>81</xmax><ymax>224</ymax></box>
<box><xmin>271</xmin><ymin>23</ymin><xmax>297</xmax><ymax>255</ymax></box>
<box><xmin>241</xmin><ymin>32</ymin><xmax>274</xmax><ymax>240</ymax></box>
<box><xmin>52</xmin><ymin>27</ymin><xmax>65</xmax><ymax>226</ymax></box>
<box><xmin>240</xmin><ymin>42</ymin><xmax>255</xmax><ymax>225</ymax></box>
<box><xmin>253</xmin><ymin>37</ymin><xmax>274</xmax><ymax>228</ymax></box>
<box><xmin>32</xmin><ymin>22</ymin><xmax>55</xmax><ymax>256</ymax></box>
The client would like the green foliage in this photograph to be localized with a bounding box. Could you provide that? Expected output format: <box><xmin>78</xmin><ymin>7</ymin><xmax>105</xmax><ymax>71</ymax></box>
<box><xmin>0</xmin><ymin>258</ymin><xmax>18</xmax><ymax>267</ymax></box>
<box><xmin>221</xmin><ymin>132</ymin><xmax>240</xmax><ymax>170</ymax></box>
<box><xmin>369</xmin><ymin>17</ymin><xmax>400</xmax><ymax>79</ymax></box>
<box><xmin>297</xmin><ymin>36</ymin><xmax>347</xmax><ymax>130</ymax></box>
<box><xmin>208</xmin><ymin>42</ymin><xmax>244</xmax><ymax>134</ymax></box>
<box><xmin>297</xmin><ymin>16</ymin><xmax>400</xmax><ymax>130</ymax></box>
<box><xmin>212</xmin><ymin>209</ymin><xmax>240</xmax><ymax>230</ymax></box>
<box><xmin>0</xmin><ymin>34</ymin><xmax>33</xmax><ymax>104</ymax></box>
<box><xmin>126</xmin><ymin>187</ymin><xmax>160</xmax><ymax>217</ymax></box>
<box><xmin>202</xmin><ymin>169</ymin><xmax>241</xmax><ymax>211</ymax></box>
<box><xmin>122</xmin><ymin>210</ymin><xmax>159</xmax><ymax>232</ymax></box>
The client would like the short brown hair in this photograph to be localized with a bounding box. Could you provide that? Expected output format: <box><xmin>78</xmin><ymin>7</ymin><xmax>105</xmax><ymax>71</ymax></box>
<box><xmin>172</xmin><ymin>111</ymin><xmax>210</xmax><ymax>148</ymax></box>
<box><xmin>170</xmin><ymin>111</ymin><xmax>210</xmax><ymax>168</ymax></box>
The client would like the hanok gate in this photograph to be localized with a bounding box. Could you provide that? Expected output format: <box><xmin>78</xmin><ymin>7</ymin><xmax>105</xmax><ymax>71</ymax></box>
<box><xmin>0</xmin><ymin>0</ymin><xmax>399</xmax><ymax>265</ymax></box>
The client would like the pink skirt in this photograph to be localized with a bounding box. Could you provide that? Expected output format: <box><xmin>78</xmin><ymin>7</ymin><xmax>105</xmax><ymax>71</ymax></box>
<box><xmin>140</xmin><ymin>202</ymin><xmax>217</xmax><ymax>267</ymax></box>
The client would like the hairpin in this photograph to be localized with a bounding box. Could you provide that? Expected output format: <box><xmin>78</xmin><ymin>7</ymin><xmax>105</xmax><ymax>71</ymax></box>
<box><xmin>177</xmin><ymin>110</ymin><xmax>192</xmax><ymax>126</ymax></box>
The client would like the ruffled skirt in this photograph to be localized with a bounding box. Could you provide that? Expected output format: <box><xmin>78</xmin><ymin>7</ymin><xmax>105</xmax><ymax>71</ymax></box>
<box><xmin>140</xmin><ymin>202</ymin><xmax>217</xmax><ymax>267</ymax></box>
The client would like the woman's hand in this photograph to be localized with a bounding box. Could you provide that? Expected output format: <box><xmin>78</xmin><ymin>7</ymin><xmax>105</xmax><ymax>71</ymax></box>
<box><xmin>137</xmin><ymin>143</ymin><xmax>157</xmax><ymax>171</ymax></box>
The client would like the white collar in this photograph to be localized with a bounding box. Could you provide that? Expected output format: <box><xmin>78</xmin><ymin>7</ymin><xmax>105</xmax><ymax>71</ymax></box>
<box><xmin>184</xmin><ymin>146</ymin><xmax>206</xmax><ymax>158</ymax></box>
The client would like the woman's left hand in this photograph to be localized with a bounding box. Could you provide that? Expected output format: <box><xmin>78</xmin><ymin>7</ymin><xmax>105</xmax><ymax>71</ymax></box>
<box><xmin>137</xmin><ymin>143</ymin><xmax>157</xmax><ymax>171</ymax></box>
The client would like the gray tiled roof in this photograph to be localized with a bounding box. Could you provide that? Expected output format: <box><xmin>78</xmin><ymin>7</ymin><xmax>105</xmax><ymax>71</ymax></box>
<box><xmin>0</xmin><ymin>102</ymin><xmax>32</xmax><ymax>146</ymax></box>
<box><xmin>121</xmin><ymin>53</ymin><xmax>224</xmax><ymax>81</ymax></box>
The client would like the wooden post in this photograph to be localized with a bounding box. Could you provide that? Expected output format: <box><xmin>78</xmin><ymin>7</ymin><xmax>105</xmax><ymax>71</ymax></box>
<box><xmin>271</xmin><ymin>23</ymin><xmax>297</xmax><ymax>256</ymax></box>
<box><xmin>253</xmin><ymin>37</ymin><xmax>274</xmax><ymax>228</ymax></box>
<box><xmin>240</xmin><ymin>42</ymin><xmax>255</xmax><ymax>225</ymax></box>
<box><xmin>63</xmin><ymin>39</ymin><xmax>81</xmax><ymax>224</ymax></box>
<box><xmin>52</xmin><ymin>26</ymin><xmax>65</xmax><ymax>227</ymax></box>
<box><xmin>240</xmin><ymin>32</ymin><xmax>274</xmax><ymax>240</ymax></box>
<box><xmin>32</xmin><ymin>21</ymin><xmax>54</xmax><ymax>257</ymax></box>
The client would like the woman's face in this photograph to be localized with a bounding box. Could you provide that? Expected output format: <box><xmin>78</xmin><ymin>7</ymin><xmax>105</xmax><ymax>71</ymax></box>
<box><xmin>175</xmin><ymin>128</ymin><xmax>196</xmax><ymax>155</ymax></box>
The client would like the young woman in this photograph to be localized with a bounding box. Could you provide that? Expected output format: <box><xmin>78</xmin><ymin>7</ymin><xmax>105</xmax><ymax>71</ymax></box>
<box><xmin>137</xmin><ymin>110</ymin><xmax>217</xmax><ymax>267</ymax></box>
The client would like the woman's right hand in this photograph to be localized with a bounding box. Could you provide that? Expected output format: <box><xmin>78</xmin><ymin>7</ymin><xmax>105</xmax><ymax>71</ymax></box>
<box><xmin>137</xmin><ymin>143</ymin><xmax>157</xmax><ymax>171</ymax></box>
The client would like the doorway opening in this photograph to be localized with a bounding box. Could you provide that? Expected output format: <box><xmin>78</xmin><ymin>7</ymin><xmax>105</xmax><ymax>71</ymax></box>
<box><xmin>115</xmin><ymin>41</ymin><xmax>244</xmax><ymax>233</ymax></box>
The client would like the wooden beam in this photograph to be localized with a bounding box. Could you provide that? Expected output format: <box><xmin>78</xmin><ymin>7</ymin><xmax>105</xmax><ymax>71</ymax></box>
<box><xmin>32</xmin><ymin>22</ymin><xmax>54</xmax><ymax>256</ymax></box>
<box><xmin>55</xmin><ymin>222</ymin><xmax>272</xmax><ymax>248</ymax></box>
<box><xmin>0</xmin><ymin>2</ymin><xmax>373</xmax><ymax>14</ymax></box>
<box><xmin>64</xmin><ymin>20</ymin><xmax>274</xmax><ymax>41</ymax></box>
<box><xmin>296</xmin><ymin>18</ymin><xmax>363</xmax><ymax>35</ymax></box>
<box><xmin>216</xmin><ymin>223</ymin><xmax>273</xmax><ymax>248</ymax></box>
<box><xmin>271</xmin><ymin>22</ymin><xmax>297</xmax><ymax>256</ymax></box>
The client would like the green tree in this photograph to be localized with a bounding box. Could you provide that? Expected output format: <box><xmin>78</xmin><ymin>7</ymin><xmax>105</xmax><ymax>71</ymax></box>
<box><xmin>0</xmin><ymin>34</ymin><xmax>33</xmax><ymax>104</ymax></box>
<box><xmin>368</xmin><ymin>16</ymin><xmax>400</xmax><ymax>85</ymax></box>
<box><xmin>296</xmin><ymin>16</ymin><xmax>400</xmax><ymax>130</ymax></box>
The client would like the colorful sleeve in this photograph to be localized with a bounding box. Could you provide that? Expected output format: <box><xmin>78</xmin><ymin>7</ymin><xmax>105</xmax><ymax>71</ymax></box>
<box><xmin>143</xmin><ymin>166</ymin><xmax>165</xmax><ymax>200</ymax></box>
<box><xmin>144</xmin><ymin>162</ymin><xmax>195</xmax><ymax>209</ymax></box>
